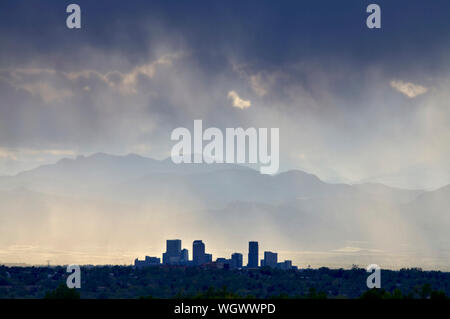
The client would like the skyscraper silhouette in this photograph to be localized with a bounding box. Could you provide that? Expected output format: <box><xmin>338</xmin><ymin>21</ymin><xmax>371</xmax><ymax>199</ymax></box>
<box><xmin>193</xmin><ymin>240</ymin><xmax>206</xmax><ymax>265</ymax></box>
<box><xmin>262</xmin><ymin>251</ymin><xmax>278</xmax><ymax>268</ymax></box>
<box><xmin>231</xmin><ymin>253</ymin><xmax>243</xmax><ymax>269</ymax></box>
<box><xmin>163</xmin><ymin>239</ymin><xmax>182</xmax><ymax>265</ymax></box>
<box><xmin>247</xmin><ymin>241</ymin><xmax>259</xmax><ymax>268</ymax></box>
<box><xmin>181</xmin><ymin>248</ymin><xmax>189</xmax><ymax>263</ymax></box>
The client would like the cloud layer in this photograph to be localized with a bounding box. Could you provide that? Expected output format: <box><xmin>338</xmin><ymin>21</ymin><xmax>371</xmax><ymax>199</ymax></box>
<box><xmin>0</xmin><ymin>0</ymin><xmax>449</xmax><ymax>188</ymax></box>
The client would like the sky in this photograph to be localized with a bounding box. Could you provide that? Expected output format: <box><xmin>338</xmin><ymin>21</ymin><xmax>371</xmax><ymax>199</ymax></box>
<box><xmin>1</xmin><ymin>0</ymin><xmax>450</xmax><ymax>189</ymax></box>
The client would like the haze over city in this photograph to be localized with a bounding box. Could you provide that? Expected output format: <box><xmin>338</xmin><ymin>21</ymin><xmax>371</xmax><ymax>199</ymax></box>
<box><xmin>0</xmin><ymin>1</ymin><xmax>449</xmax><ymax>270</ymax></box>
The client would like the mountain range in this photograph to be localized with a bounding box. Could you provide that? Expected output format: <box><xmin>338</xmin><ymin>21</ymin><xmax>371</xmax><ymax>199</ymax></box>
<box><xmin>0</xmin><ymin>153</ymin><xmax>448</xmax><ymax>269</ymax></box>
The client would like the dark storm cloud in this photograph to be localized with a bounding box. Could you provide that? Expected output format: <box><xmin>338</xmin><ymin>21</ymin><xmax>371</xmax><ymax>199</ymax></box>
<box><xmin>0</xmin><ymin>0</ymin><xmax>449</xmax><ymax>187</ymax></box>
<box><xmin>1</xmin><ymin>0</ymin><xmax>450</xmax><ymax>70</ymax></box>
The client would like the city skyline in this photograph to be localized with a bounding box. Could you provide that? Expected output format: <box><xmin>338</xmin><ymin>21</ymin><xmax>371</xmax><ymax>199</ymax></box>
<box><xmin>0</xmin><ymin>0</ymin><xmax>449</xmax><ymax>271</ymax></box>
<box><xmin>135</xmin><ymin>239</ymin><xmax>296</xmax><ymax>271</ymax></box>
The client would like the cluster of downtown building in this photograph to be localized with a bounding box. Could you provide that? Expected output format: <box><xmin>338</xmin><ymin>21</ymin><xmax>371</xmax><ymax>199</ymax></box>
<box><xmin>134</xmin><ymin>240</ymin><xmax>297</xmax><ymax>270</ymax></box>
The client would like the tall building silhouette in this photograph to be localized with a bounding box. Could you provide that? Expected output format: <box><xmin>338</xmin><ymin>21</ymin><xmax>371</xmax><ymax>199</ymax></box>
<box><xmin>181</xmin><ymin>248</ymin><xmax>189</xmax><ymax>263</ymax></box>
<box><xmin>163</xmin><ymin>239</ymin><xmax>183</xmax><ymax>265</ymax></box>
<box><xmin>262</xmin><ymin>251</ymin><xmax>277</xmax><ymax>268</ymax></box>
<box><xmin>247</xmin><ymin>241</ymin><xmax>259</xmax><ymax>268</ymax></box>
<box><xmin>231</xmin><ymin>253</ymin><xmax>243</xmax><ymax>269</ymax></box>
<box><xmin>167</xmin><ymin>239</ymin><xmax>181</xmax><ymax>254</ymax></box>
<box><xmin>193</xmin><ymin>240</ymin><xmax>206</xmax><ymax>265</ymax></box>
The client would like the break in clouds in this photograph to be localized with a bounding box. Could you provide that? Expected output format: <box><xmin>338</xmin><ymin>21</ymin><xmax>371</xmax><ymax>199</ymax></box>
<box><xmin>0</xmin><ymin>0</ymin><xmax>449</xmax><ymax>189</ymax></box>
